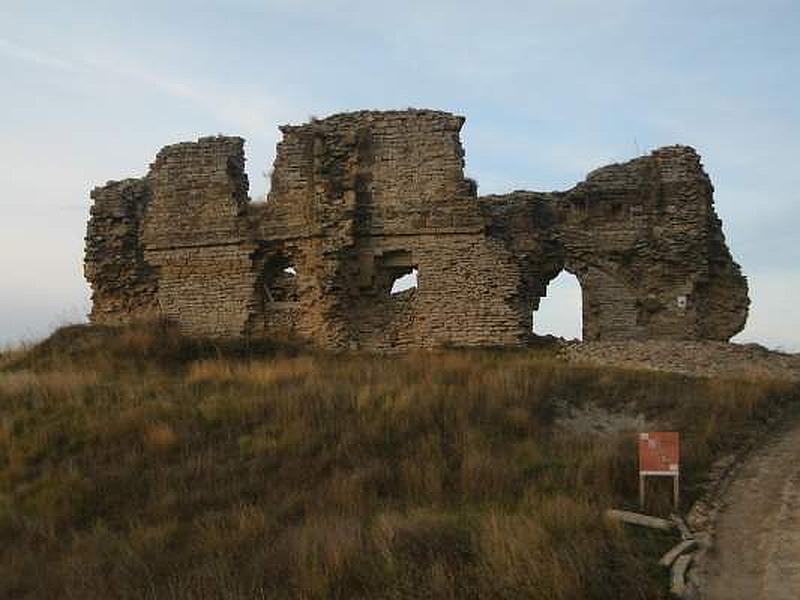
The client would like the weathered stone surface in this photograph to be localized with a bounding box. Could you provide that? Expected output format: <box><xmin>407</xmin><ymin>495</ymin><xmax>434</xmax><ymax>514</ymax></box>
<box><xmin>85</xmin><ymin>178</ymin><xmax>158</xmax><ymax>323</ymax></box>
<box><xmin>563</xmin><ymin>341</ymin><xmax>800</xmax><ymax>381</ymax></box>
<box><xmin>84</xmin><ymin>109</ymin><xmax>749</xmax><ymax>349</ymax></box>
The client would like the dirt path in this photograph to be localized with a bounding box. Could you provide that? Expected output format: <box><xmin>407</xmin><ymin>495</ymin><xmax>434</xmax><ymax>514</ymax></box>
<box><xmin>700</xmin><ymin>422</ymin><xmax>800</xmax><ymax>599</ymax></box>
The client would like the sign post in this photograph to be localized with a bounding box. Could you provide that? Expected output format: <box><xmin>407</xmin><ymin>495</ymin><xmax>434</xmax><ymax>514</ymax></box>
<box><xmin>638</xmin><ymin>432</ymin><xmax>680</xmax><ymax>510</ymax></box>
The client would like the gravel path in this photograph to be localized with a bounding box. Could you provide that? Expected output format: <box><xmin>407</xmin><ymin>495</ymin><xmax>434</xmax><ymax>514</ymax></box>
<box><xmin>701</xmin><ymin>423</ymin><xmax>800</xmax><ymax>599</ymax></box>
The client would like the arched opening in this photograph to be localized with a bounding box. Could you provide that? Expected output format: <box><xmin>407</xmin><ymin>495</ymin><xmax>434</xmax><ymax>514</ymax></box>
<box><xmin>533</xmin><ymin>270</ymin><xmax>582</xmax><ymax>340</ymax></box>
<box><xmin>390</xmin><ymin>268</ymin><xmax>418</xmax><ymax>295</ymax></box>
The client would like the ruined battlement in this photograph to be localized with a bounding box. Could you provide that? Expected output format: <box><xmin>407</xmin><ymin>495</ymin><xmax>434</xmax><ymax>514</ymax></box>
<box><xmin>84</xmin><ymin>109</ymin><xmax>749</xmax><ymax>349</ymax></box>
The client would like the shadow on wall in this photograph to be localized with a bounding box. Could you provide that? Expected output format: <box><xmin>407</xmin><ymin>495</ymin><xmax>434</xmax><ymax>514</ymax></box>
<box><xmin>533</xmin><ymin>271</ymin><xmax>582</xmax><ymax>340</ymax></box>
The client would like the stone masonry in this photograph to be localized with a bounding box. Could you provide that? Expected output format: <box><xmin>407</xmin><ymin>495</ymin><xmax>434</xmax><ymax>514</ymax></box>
<box><xmin>85</xmin><ymin>109</ymin><xmax>749</xmax><ymax>350</ymax></box>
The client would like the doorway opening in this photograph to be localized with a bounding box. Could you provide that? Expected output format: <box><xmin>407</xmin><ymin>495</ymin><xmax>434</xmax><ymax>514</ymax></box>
<box><xmin>532</xmin><ymin>270</ymin><xmax>582</xmax><ymax>340</ymax></box>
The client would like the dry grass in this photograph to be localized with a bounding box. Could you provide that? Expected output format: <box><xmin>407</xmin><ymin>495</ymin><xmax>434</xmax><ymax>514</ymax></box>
<box><xmin>0</xmin><ymin>343</ymin><xmax>28</xmax><ymax>370</ymax></box>
<box><xmin>0</xmin><ymin>370</ymin><xmax>99</xmax><ymax>399</ymax></box>
<box><xmin>186</xmin><ymin>356</ymin><xmax>317</xmax><ymax>386</ymax></box>
<box><xmin>142</xmin><ymin>421</ymin><xmax>179</xmax><ymax>452</ymax></box>
<box><xmin>0</xmin><ymin>323</ymin><xmax>797</xmax><ymax>598</ymax></box>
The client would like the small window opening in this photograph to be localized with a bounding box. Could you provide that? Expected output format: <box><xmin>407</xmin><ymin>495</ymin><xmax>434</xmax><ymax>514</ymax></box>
<box><xmin>532</xmin><ymin>271</ymin><xmax>582</xmax><ymax>340</ymax></box>
<box><xmin>390</xmin><ymin>267</ymin><xmax>418</xmax><ymax>295</ymax></box>
<box><xmin>263</xmin><ymin>255</ymin><xmax>299</xmax><ymax>304</ymax></box>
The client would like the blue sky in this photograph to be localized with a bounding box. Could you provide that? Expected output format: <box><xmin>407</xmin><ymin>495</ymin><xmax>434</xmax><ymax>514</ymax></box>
<box><xmin>1</xmin><ymin>0</ymin><xmax>798</xmax><ymax>350</ymax></box>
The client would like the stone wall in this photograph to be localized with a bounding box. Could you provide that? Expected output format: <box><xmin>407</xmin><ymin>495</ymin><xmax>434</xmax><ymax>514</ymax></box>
<box><xmin>85</xmin><ymin>178</ymin><xmax>158</xmax><ymax>323</ymax></box>
<box><xmin>138</xmin><ymin>137</ymin><xmax>257</xmax><ymax>338</ymax></box>
<box><xmin>480</xmin><ymin>146</ymin><xmax>750</xmax><ymax>342</ymax></box>
<box><xmin>84</xmin><ymin>109</ymin><xmax>749</xmax><ymax>349</ymax></box>
<box><xmin>557</xmin><ymin>146</ymin><xmax>748</xmax><ymax>341</ymax></box>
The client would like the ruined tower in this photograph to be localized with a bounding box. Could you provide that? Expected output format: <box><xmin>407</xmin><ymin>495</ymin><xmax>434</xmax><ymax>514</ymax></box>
<box><xmin>85</xmin><ymin>109</ymin><xmax>749</xmax><ymax>349</ymax></box>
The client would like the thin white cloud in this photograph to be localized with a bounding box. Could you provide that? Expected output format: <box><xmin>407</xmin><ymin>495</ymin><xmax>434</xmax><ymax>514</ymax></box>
<box><xmin>0</xmin><ymin>36</ymin><xmax>79</xmax><ymax>72</ymax></box>
<box><xmin>81</xmin><ymin>52</ymin><xmax>294</xmax><ymax>139</ymax></box>
<box><xmin>0</xmin><ymin>36</ymin><xmax>300</xmax><ymax>142</ymax></box>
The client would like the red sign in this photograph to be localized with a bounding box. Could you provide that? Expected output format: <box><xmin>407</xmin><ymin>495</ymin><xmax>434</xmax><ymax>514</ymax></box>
<box><xmin>639</xmin><ymin>432</ymin><xmax>679</xmax><ymax>475</ymax></box>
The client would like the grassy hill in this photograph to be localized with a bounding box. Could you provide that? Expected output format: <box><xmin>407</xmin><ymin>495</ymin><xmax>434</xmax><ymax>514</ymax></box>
<box><xmin>1</xmin><ymin>323</ymin><xmax>798</xmax><ymax>599</ymax></box>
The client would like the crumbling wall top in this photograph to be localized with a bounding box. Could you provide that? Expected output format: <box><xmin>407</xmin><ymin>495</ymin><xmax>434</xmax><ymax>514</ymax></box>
<box><xmin>143</xmin><ymin>135</ymin><xmax>250</xmax><ymax>249</ymax></box>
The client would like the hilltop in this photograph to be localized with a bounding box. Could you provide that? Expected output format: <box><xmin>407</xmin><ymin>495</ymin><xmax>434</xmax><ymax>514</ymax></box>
<box><xmin>1</xmin><ymin>322</ymin><xmax>798</xmax><ymax>599</ymax></box>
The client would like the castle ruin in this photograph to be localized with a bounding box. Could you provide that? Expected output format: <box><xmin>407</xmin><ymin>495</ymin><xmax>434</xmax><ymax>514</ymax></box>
<box><xmin>84</xmin><ymin>109</ymin><xmax>749</xmax><ymax>350</ymax></box>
